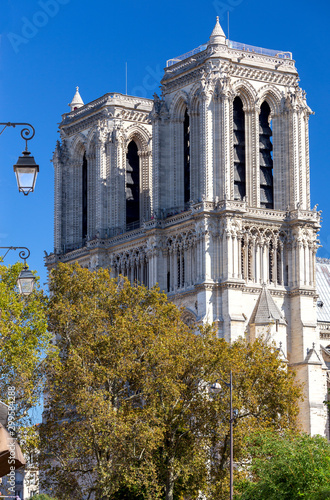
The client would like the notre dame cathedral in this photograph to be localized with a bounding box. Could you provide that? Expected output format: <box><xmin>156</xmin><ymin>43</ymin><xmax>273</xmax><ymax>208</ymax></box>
<box><xmin>46</xmin><ymin>18</ymin><xmax>330</xmax><ymax>438</ymax></box>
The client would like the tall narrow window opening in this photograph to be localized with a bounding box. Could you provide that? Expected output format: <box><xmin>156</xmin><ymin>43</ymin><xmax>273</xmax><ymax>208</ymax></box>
<box><xmin>277</xmin><ymin>247</ymin><xmax>282</xmax><ymax>285</ymax></box>
<box><xmin>82</xmin><ymin>152</ymin><xmax>88</xmax><ymax>240</ymax></box>
<box><xmin>184</xmin><ymin>109</ymin><xmax>190</xmax><ymax>205</ymax></box>
<box><xmin>233</xmin><ymin>97</ymin><xmax>246</xmax><ymax>200</ymax></box>
<box><xmin>126</xmin><ymin>141</ymin><xmax>140</xmax><ymax>228</ymax></box>
<box><xmin>285</xmin><ymin>265</ymin><xmax>289</xmax><ymax>286</ymax></box>
<box><xmin>259</xmin><ymin>101</ymin><xmax>273</xmax><ymax>209</ymax></box>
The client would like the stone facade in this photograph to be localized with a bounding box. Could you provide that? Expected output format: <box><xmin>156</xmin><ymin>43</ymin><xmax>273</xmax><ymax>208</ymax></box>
<box><xmin>46</xmin><ymin>18</ymin><xmax>329</xmax><ymax>438</ymax></box>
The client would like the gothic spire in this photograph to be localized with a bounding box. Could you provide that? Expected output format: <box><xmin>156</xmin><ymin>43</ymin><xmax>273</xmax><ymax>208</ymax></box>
<box><xmin>208</xmin><ymin>16</ymin><xmax>226</xmax><ymax>46</ymax></box>
<box><xmin>249</xmin><ymin>284</ymin><xmax>286</xmax><ymax>326</ymax></box>
<box><xmin>69</xmin><ymin>86</ymin><xmax>84</xmax><ymax>112</ymax></box>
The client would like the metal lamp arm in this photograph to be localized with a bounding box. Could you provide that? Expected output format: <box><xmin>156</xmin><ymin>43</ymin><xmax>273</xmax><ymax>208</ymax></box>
<box><xmin>0</xmin><ymin>122</ymin><xmax>35</xmax><ymax>151</ymax></box>
<box><xmin>0</xmin><ymin>246</ymin><xmax>31</xmax><ymax>263</ymax></box>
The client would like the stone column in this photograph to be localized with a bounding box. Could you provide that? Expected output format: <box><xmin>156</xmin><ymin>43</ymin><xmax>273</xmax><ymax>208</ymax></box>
<box><xmin>200</xmin><ymin>92</ymin><xmax>212</xmax><ymax>200</ymax></box>
<box><xmin>233</xmin><ymin>232</ymin><xmax>239</xmax><ymax>279</ymax></box>
<box><xmin>264</xmin><ymin>239</ymin><xmax>269</xmax><ymax>284</ymax></box>
<box><xmin>218</xmin><ymin>90</ymin><xmax>234</xmax><ymax>201</ymax></box>
<box><xmin>146</xmin><ymin>249</ymin><xmax>154</xmax><ymax>288</ymax></box>
<box><xmin>308</xmin><ymin>244</ymin><xmax>313</xmax><ymax>286</ymax></box>
<box><xmin>279</xmin><ymin>241</ymin><xmax>284</xmax><ymax>286</ymax></box>
<box><xmin>237</xmin><ymin>235</ymin><xmax>242</xmax><ymax>280</ymax></box>
<box><xmin>53</xmin><ymin>141</ymin><xmax>64</xmax><ymax>253</ymax></box>
<box><xmin>86</xmin><ymin>145</ymin><xmax>96</xmax><ymax>238</ymax></box>
<box><xmin>225</xmin><ymin>231</ymin><xmax>233</xmax><ymax>280</ymax></box>
<box><xmin>304</xmin><ymin>110</ymin><xmax>311</xmax><ymax>210</ymax></box>
<box><xmin>250</xmin><ymin>106</ymin><xmax>260</xmax><ymax>207</ymax></box>
<box><xmin>243</xmin><ymin>235</ymin><xmax>249</xmax><ymax>282</ymax></box>
<box><xmin>151</xmin><ymin>105</ymin><xmax>160</xmax><ymax>213</ymax></box>
<box><xmin>109</xmin><ymin>126</ymin><xmax>126</xmax><ymax>231</ymax></box>
<box><xmin>254</xmin><ymin>240</ymin><xmax>259</xmax><ymax>283</ymax></box>
<box><xmin>244</xmin><ymin>107</ymin><xmax>258</xmax><ymax>207</ymax></box>
<box><xmin>94</xmin><ymin>129</ymin><xmax>107</xmax><ymax>233</ymax></box>
<box><xmin>139</xmin><ymin>150</ymin><xmax>152</xmax><ymax>222</ymax></box>
<box><xmin>70</xmin><ymin>157</ymin><xmax>82</xmax><ymax>246</ymax></box>
<box><xmin>173</xmin><ymin>246</ymin><xmax>178</xmax><ymax>291</ymax></box>
<box><xmin>170</xmin><ymin>247</ymin><xmax>175</xmax><ymax>291</ymax></box>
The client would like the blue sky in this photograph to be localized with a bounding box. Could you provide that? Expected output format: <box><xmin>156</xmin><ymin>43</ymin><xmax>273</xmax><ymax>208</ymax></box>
<box><xmin>0</xmin><ymin>0</ymin><xmax>329</xmax><ymax>289</ymax></box>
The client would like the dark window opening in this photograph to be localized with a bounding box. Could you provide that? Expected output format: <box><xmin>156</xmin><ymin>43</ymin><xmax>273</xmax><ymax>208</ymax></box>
<box><xmin>259</xmin><ymin>101</ymin><xmax>273</xmax><ymax>209</ymax></box>
<box><xmin>126</xmin><ymin>141</ymin><xmax>140</xmax><ymax>227</ymax></box>
<box><xmin>82</xmin><ymin>152</ymin><xmax>88</xmax><ymax>239</ymax></box>
<box><xmin>285</xmin><ymin>265</ymin><xmax>289</xmax><ymax>286</ymax></box>
<box><xmin>184</xmin><ymin>109</ymin><xmax>190</xmax><ymax>204</ymax></box>
<box><xmin>277</xmin><ymin>249</ymin><xmax>282</xmax><ymax>284</ymax></box>
<box><xmin>167</xmin><ymin>271</ymin><xmax>170</xmax><ymax>293</ymax></box>
<box><xmin>177</xmin><ymin>252</ymin><xmax>185</xmax><ymax>289</ymax></box>
<box><xmin>233</xmin><ymin>97</ymin><xmax>246</xmax><ymax>201</ymax></box>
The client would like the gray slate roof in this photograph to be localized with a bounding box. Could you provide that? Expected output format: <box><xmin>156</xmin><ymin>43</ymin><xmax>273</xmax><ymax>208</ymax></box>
<box><xmin>316</xmin><ymin>258</ymin><xmax>330</xmax><ymax>322</ymax></box>
<box><xmin>249</xmin><ymin>285</ymin><xmax>286</xmax><ymax>325</ymax></box>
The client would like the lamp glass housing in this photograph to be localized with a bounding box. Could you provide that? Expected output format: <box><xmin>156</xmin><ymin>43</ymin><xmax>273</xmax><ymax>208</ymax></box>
<box><xmin>209</xmin><ymin>382</ymin><xmax>222</xmax><ymax>395</ymax></box>
<box><xmin>17</xmin><ymin>267</ymin><xmax>35</xmax><ymax>296</ymax></box>
<box><xmin>13</xmin><ymin>151</ymin><xmax>39</xmax><ymax>195</ymax></box>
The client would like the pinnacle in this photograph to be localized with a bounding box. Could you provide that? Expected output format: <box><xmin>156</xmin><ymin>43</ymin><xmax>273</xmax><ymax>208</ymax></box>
<box><xmin>208</xmin><ymin>16</ymin><xmax>226</xmax><ymax>45</ymax></box>
<box><xmin>69</xmin><ymin>86</ymin><xmax>84</xmax><ymax>111</ymax></box>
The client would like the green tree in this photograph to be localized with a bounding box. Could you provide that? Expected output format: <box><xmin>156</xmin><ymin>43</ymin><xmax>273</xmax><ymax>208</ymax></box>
<box><xmin>40</xmin><ymin>263</ymin><xmax>302</xmax><ymax>500</ymax></box>
<box><xmin>236</xmin><ymin>431</ymin><xmax>330</xmax><ymax>500</ymax></box>
<box><xmin>32</xmin><ymin>495</ymin><xmax>59</xmax><ymax>500</ymax></box>
<box><xmin>0</xmin><ymin>263</ymin><xmax>49</xmax><ymax>426</ymax></box>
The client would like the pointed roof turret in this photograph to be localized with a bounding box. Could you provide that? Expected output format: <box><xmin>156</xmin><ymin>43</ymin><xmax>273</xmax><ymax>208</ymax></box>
<box><xmin>69</xmin><ymin>86</ymin><xmax>84</xmax><ymax>112</ymax></box>
<box><xmin>304</xmin><ymin>344</ymin><xmax>322</xmax><ymax>366</ymax></box>
<box><xmin>277</xmin><ymin>342</ymin><xmax>289</xmax><ymax>364</ymax></box>
<box><xmin>249</xmin><ymin>285</ymin><xmax>286</xmax><ymax>326</ymax></box>
<box><xmin>208</xmin><ymin>16</ymin><xmax>226</xmax><ymax>46</ymax></box>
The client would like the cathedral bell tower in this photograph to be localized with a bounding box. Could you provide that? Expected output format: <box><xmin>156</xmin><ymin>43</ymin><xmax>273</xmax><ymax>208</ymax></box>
<box><xmin>47</xmin><ymin>18</ymin><xmax>327</xmax><ymax>436</ymax></box>
<box><xmin>150</xmin><ymin>17</ymin><xmax>326</xmax><ymax>435</ymax></box>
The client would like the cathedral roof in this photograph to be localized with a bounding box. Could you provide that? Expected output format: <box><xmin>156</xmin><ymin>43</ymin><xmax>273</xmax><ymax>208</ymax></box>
<box><xmin>208</xmin><ymin>16</ymin><xmax>226</xmax><ymax>46</ymax></box>
<box><xmin>249</xmin><ymin>285</ymin><xmax>286</xmax><ymax>325</ymax></box>
<box><xmin>69</xmin><ymin>86</ymin><xmax>84</xmax><ymax>112</ymax></box>
<box><xmin>316</xmin><ymin>257</ymin><xmax>330</xmax><ymax>322</ymax></box>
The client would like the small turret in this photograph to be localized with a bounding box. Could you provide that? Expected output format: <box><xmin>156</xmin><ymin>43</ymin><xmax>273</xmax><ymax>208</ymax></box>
<box><xmin>208</xmin><ymin>16</ymin><xmax>226</xmax><ymax>46</ymax></box>
<box><xmin>69</xmin><ymin>86</ymin><xmax>84</xmax><ymax>112</ymax></box>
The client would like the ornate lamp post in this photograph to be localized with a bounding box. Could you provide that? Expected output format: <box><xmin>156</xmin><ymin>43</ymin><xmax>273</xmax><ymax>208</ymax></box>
<box><xmin>0</xmin><ymin>247</ymin><xmax>35</xmax><ymax>296</ymax></box>
<box><xmin>0</xmin><ymin>122</ymin><xmax>39</xmax><ymax>195</ymax></box>
<box><xmin>209</xmin><ymin>370</ymin><xmax>234</xmax><ymax>500</ymax></box>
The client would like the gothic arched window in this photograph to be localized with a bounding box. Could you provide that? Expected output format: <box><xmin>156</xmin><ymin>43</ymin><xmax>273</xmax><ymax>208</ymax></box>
<box><xmin>259</xmin><ymin>101</ymin><xmax>273</xmax><ymax>209</ymax></box>
<box><xmin>82</xmin><ymin>152</ymin><xmax>88</xmax><ymax>239</ymax></box>
<box><xmin>126</xmin><ymin>140</ymin><xmax>140</xmax><ymax>228</ymax></box>
<box><xmin>184</xmin><ymin>109</ymin><xmax>190</xmax><ymax>205</ymax></box>
<box><xmin>233</xmin><ymin>96</ymin><xmax>246</xmax><ymax>201</ymax></box>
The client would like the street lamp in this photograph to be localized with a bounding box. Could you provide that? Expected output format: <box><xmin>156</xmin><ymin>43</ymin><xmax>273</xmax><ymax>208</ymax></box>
<box><xmin>0</xmin><ymin>122</ymin><xmax>39</xmax><ymax>195</ymax></box>
<box><xmin>17</xmin><ymin>266</ymin><xmax>36</xmax><ymax>296</ymax></box>
<box><xmin>0</xmin><ymin>246</ymin><xmax>36</xmax><ymax>296</ymax></box>
<box><xmin>209</xmin><ymin>370</ymin><xmax>234</xmax><ymax>500</ymax></box>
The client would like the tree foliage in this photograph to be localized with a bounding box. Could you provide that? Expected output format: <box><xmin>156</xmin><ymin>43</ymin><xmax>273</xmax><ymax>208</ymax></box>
<box><xmin>236</xmin><ymin>431</ymin><xmax>330</xmax><ymax>499</ymax></box>
<box><xmin>32</xmin><ymin>495</ymin><xmax>59</xmax><ymax>500</ymax></box>
<box><xmin>40</xmin><ymin>263</ymin><xmax>302</xmax><ymax>500</ymax></box>
<box><xmin>0</xmin><ymin>263</ymin><xmax>49</xmax><ymax>425</ymax></box>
